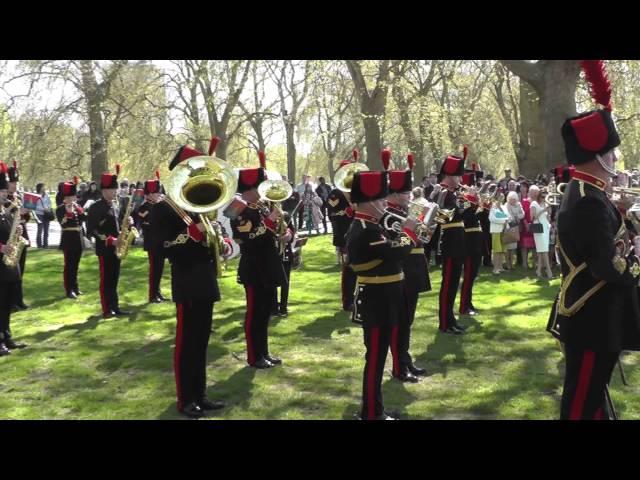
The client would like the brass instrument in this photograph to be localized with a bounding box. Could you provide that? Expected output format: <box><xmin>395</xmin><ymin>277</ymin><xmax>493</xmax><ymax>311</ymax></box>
<box><xmin>334</xmin><ymin>162</ymin><xmax>370</xmax><ymax>193</ymax></box>
<box><xmin>383</xmin><ymin>198</ymin><xmax>437</xmax><ymax>243</ymax></box>
<box><xmin>257</xmin><ymin>179</ymin><xmax>293</xmax><ymax>255</ymax></box>
<box><xmin>164</xmin><ymin>153</ymin><xmax>237</xmax><ymax>277</ymax></box>
<box><xmin>115</xmin><ymin>194</ymin><xmax>140</xmax><ymax>260</ymax></box>
<box><xmin>2</xmin><ymin>198</ymin><xmax>28</xmax><ymax>268</ymax></box>
<box><xmin>546</xmin><ymin>181</ymin><xmax>567</xmax><ymax>207</ymax></box>
<box><xmin>477</xmin><ymin>183</ymin><xmax>498</xmax><ymax>213</ymax></box>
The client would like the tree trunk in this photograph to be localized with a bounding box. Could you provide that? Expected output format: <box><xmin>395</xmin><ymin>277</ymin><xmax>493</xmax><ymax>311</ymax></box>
<box><xmin>518</xmin><ymin>81</ymin><xmax>544</xmax><ymax>177</ymax></box>
<box><xmin>79</xmin><ymin>61</ymin><xmax>108</xmax><ymax>182</ymax></box>
<box><xmin>285</xmin><ymin>123</ymin><xmax>296</xmax><ymax>182</ymax></box>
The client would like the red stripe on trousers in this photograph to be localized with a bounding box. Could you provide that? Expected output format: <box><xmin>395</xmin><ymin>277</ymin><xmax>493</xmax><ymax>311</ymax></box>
<box><xmin>245</xmin><ymin>286</ymin><xmax>256</xmax><ymax>365</ymax></box>
<box><xmin>594</xmin><ymin>407</ymin><xmax>604</xmax><ymax>420</ymax></box>
<box><xmin>148</xmin><ymin>252</ymin><xmax>154</xmax><ymax>301</ymax></box>
<box><xmin>341</xmin><ymin>265</ymin><xmax>347</xmax><ymax>308</ymax></box>
<box><xmin>368</xmin><ymin>327</ymin><xmax>380</xmax><ymax>420</ymax></box>
<box><xmin>569</xmin><ymin>350</ymin><xmax>596</xmax><ymax>420</ymax></box>
<box><xmin>459</xmin><ymin>256</ymin><xmax>471</xmax><ymax>314</ymax></box>
<box><xmin>99</xmin><ymin>256</ymin><xmax>108</xmax><ymax>316</ymax></box>
<box><xmin>174</xmin><ymin>303</ymin><xmax>185</xmax><ymax>411</ymax></box>
<box><xmin>440</xmin><ymin>257</ymin><xmax>452</xmax><ymax>330</ymax></box>
<box><xmin>63</xmin><ymin>250</ymin><xmax>68</xmax><ymax>293</ymax></box>
<box><xmin>391</xmin><ymin>325</ymin><xmax>399</xmax><ymax>376</ymax></box>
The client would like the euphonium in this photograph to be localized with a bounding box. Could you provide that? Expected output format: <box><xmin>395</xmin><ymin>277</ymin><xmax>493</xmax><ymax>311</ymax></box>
<box><xmin>115</xmin><ymin>194</ymin><xmax>140</xmax><ymax>260</ymax></box>
<box><xmin>334</xmin><ymin>162</ymin><xmax>370</xmax><ymax>192</ymax></box>
<box><xmin>164</xmin><ymin>153</ymin><xmax>237</xmax><ymax>277</ymax></box>
<box><xmin>258</xmin><ymin>179</ymin><xmax>293</xmax><ymax>255</ymax></box>
<box><xmin>2</xmin><ymin>199</ymin><xmax>28</xmax><ymax>268</ymax></box>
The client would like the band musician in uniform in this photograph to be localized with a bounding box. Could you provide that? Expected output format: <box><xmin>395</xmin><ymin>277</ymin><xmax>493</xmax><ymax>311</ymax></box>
<box><xmin>459</xmin><ymin>169</ymin><xmax>483</xmax><ymax>316</ymax></box>
<box><xmin>7</xmin><ymin>161</ymin><xmax>30</xmax><ymax>310</ymax></box>
<box><xmin>547</xmin><ymin>60</ymin><xmax>640</xmax><ymax>420</ymax></box>
<box><xmin>56</xmin><ymin>179</ymin><xmax>86</xmax><ymax>299</ymax></box>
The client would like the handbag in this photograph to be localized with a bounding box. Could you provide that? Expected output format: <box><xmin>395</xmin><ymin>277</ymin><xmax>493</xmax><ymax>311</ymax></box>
<box><xmin>530</xmin><ymin>223</ymin><xmax>544</xmax><ymax>234</ymax></box>
<box><xmin>501</xmin><ymin>225</ymin><xmax>520</xmax><ymax>244</ymax></box>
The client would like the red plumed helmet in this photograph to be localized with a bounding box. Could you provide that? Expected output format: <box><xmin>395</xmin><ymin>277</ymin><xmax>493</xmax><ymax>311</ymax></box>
<box><xmin>258</xmin><ymin>151</ymin><xmax>266</xmax><ymax>169</ymax></box>
<box><xmin>155</xmin><ymin>170</ymin><xmax>160</xmax><ymax>180</ymax></box>
<box><xmin>581</xmin><ymin>60</ymin><xmax>613</xmax><ymax>111</ymax></box>
<box><xmin>0</xmin><ymin>162</ymin><xmax>7</xmax><ymax>174</ymax></box>
<box><xmin>115</xmin><ymin>164</ymin><xmax>121</xmax><ymax>175</ymax></box>
<box><xmin>407</xmin><ymin>153</ymin><xmax>415</xmax><ymax>170</ymax></box>
<box><xmin>463</xmin><ymin>145</ymin><xmax>468</xmax><ymax>160</ymax></box>
<box><xmin>209</xmin><ymin>136</ymin><xmax>221</xmax><ymax>156</ymax></box>
<box><xmin>381</xmin><ymin>148</ymin><xmax>392</xmax><ymax>171</ymax></box>
<box><xmin>352</xmin><ymin>149</ymin><xmax>359</xmax><ymax>162</ymax></box>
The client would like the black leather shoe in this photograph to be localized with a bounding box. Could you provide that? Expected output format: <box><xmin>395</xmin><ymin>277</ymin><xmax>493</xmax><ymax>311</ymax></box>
<box><xmin>150</xmin><ymin>297</ymin><xmax>163</xmax><ymax>304</ymax></box>
<box><xmin>469</xmin><ymin>305</ymin><xmax>480</xmax><ymax>314</ymax></box>
<box><xmin>74</xmin><ymin>290</ymin><xmax>84</xmax><ymax>296</ymax></box>
<box><xmin>394</xmin><ymin>370</ymin><xmax>419</xmax><ymax>383</ymax></box>
<box><xmin>4</xmin><ymin>338</ymin><xmax>26</xmax><ymax>349</ymax></box>
<box><xmin>158</xmin><ymin>293</ymin><xmax>168</xmax><ymax>301</ymax></box>
<box><xmin>66</xmin><ymin>292</ymin><xmax>78</xmax><ymax>299</ymax></box>
<box><xmin>408</xmin><ymin>364</ymin><xmax>427</xmax><ymax>376</ymax></box>
<box><xmin>17</xmin><ymin>303</ymin><xmax>29</xmax><ymax>310</ymax></box>
<box><xmin>442</xmin><ymin>326</ymin><xmax>464</xmax><ymax>335</ymax></box>
<box><xmin>180</xmin><ymin>402</ymin><xmax>207</xmax><ymax>418</ymax></box>
<box><xmin>264</xmin><ymin>354</ymin><xmax>282</xmax><ymax>365</ymax></box>
<box><xmin>103</xmin><ymin>311</ymin><xmax>116</xmax><ymax>319</ymax></box>
<box><xmin>251</xmin><ymin>358</ymin><xmax>274</xmax><ymax>369</ymax></box>
<box><xmin>279</xmin><ymin>308</ymin><xmax>288</xmax><ymax>317</ymax></box>
<box><xmin>0</xmin><ymin>343</ymin><xmax>10</xmax><ymax>356</ymax></box>
<box><xmin>199</xmin><ymin>398</ymin><xmax>226</xmax><ymax>411</ymax></box>
<box><xmin>113</xmin><ymin>309</ymin><xmax>130</xmax><ymax>316</ymax></box>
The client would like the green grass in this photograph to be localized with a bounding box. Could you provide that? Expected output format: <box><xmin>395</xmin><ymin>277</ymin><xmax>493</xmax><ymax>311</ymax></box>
<box><xmin>2</xmin><ymin>235</ymin><xmax>639</xmax><ymax>420</ymax></box>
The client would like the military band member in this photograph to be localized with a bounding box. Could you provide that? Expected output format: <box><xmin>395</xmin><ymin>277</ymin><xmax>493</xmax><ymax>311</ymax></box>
<box><xmin>86</xmin><ymin>166</ymin><xmax>130</xmax><ymax>319</ymax></box>
<box><xmin>380</xmin><ymin>152</ymin><xmax>430</xmax><ymax>383</ymax></box>
<box><xmin>56</xmin><ymin>181</ymin><xmax>86</xmax><ymax>299</ymax></box>
<box><xmin>7</xmin><ymin>161</ymin><xmax>29</xmax><ymax>310</ymax></box>
<box><xmin>0</xmin><ymin>162</ymin><xmax>27</xmax><ymax>355</ymax></box>
<box><xmin>347</xmin><ymin>165</ymin><xmax>420</xmax><ymax>420</ymax></box>
<box><xmin>548</xmin><ymin>60</ymin><xmax>640</xmax><ymax>420</ymax></box>
<box><xmin>230</xmin><ymin>151</ymin><xmax>288</xmax><ymax>369</ymax></box>
<box><xmin>433</xmin><ymin>147</ymin><xmax>468</xmax><ymax>335</ymax></box>
<box><xmin>328</xmin><ymin>150</ymin><xmax>358</xmax><ymax>311</ymax></box>
<box><xmin>459</xmin><ymin>170</ymin><xmax>482</xmax><ymax>316</ymax></box>
<box><xmin>136</xmin><ymin>172</ymin><xmax>166</xmax><ymax>304</ymax></box>
<box><xmin>150</xmin><ymin>140</ymin><xmax>231</xmax><ymax>418</ymax></box>
<box><xmin>273</xmin><ymin>212</ymin><xmax>295</xmax><ymax>317</ymax></box>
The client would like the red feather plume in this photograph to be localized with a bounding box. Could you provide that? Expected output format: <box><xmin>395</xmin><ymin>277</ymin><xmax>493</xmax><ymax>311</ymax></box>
<box><xmin>12</xmin><ymin>160</ymin><xmax>17</xmax><ymax>169</ymax></box>
<box><xmin>581</xmin><ymin>60</ymin><xmax>612</xmax><ymax>111</ymax></box>
<box><xmin>115</xmin><ymin>164</ymin><xmax>121</xmax><ymax>175</ymax></box>
<box><xmin>73</xmin><ymin>175</ymin><xmax>79</xmax><ymax>185</ymax></box>
<box><xmin>381</xmin><ymin>148</ymin><xmax>392</xmax><ymax>171</ymax></box>
<box><xmin>0</xmin><ymin>162</ymin><xmax>6</xmax><ymax>174</ymax></box>
<box><xmin>258</xmin><ymin>151</ymin><xmax>266</xmax><ymax>169</ymax></box>
<box><xmin>208</xmin><ymin>136</ymin><xmax>221</xmax><ymax>156</ymax></box>
<box><xmin>407</xmin><ymin>153</ymin><xmax>415</xmax><ymax>170</ymax></box>
<box><xmin>352</xmin><ymin>149</ymin><xmax>359</xmax><ymax>162</ymax></box>
<box><xmin>155</xmin><ymin>170</ymin><xmax>160</xmax><ymax>180</ymax></box>
<box><xmin>463</xmin><ymin>145</ymin><xmax>468</xmax><ymax>161</ymax></box>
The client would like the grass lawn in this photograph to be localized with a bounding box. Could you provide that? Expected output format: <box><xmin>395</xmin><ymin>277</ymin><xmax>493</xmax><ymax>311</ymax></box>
<box><xmin>1</xmin><ymin>234</ymin><xmax>639</xmax><ymax>420</ymax></box>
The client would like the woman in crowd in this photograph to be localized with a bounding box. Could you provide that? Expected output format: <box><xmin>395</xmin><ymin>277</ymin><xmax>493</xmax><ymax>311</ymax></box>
<box><xmin>519</xmin><ymin>181</ymin><xmax>536</xmax><ymax>270</ymax></box>
<box><xmin>503</xmin><ymin>191</ymin><xmax>524</xmax><ymax>270</ymax></box>
<box><xmin>529</xmin><ymin>185</ymin><xmax>553</xmax><ymax>279</ymax></box>
<box><xmin>489</xmin><ymin>194</ymin><xmax>508</xmax><ymax>275</ymax></box>
<box><xmin>302</xmin><ymin>183</ymin><xmax>323</xmax><ymax>235</ymax></box>
<box><xmin>34</xmin><ymin>183</ymin><xmax>53</xmax><ymax>249</ymax></box>
<box><xmin>81</xmin><ymin>181</ymin><xmax>101</xmax><ymax>206</ymax></box>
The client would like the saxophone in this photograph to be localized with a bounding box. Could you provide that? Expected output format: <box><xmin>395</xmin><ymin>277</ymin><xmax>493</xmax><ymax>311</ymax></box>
<box><xmin>2</xmin><ymin>199</ymin><xmax>29</xmax><ymax>268</ymax></box>
<box><xmin>115</xmin><ymin>196</ymin><xmax>140</xmax><ymax>260</ymax></box>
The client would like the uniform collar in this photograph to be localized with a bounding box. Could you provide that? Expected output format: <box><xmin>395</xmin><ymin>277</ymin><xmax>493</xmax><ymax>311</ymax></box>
<box><xmin>386</xmin><ymin>202</ymin><xmax>406</xmax><ymax>213</ymax></box>
<box><xmin>572</xmin><ymin>170</ymin><xmax>607</xmax><ymax>191</ymax></box>
<box><xmin>354</xmin><ymin>211</ymin><xmax>379</xmax><ymax>224</ymax></box>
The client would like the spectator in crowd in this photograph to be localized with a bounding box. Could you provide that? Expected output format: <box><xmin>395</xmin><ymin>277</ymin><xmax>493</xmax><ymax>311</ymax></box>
<box><xmin>519</xmin><ymin>181</ymin><xmax>535</xmax><ymax>270</ymax></box>
<box><xmin>82</xmin><ymin>181</ymin><xmax>100</xmax><ymax>206</ymax></box>
<box><xmin>34</xmin><ymin>183</ymin><xmax>53</xmax><ymax>249</ymax></box>
<box><xmin>295</xmin><ymin>175</ymin><xmax>312</xmax><ymax>229</ymax></box>
<box><xmin>503</xmin><ymin>191</ymin><xmax>524</xmax><ymax>270</ymax></box>
<box><xmin>529</xmin><ymin>185</ymin><xmax>553</xmax><ymax>279</ymax></box>
<box><xmin>489</xmin><ymin>194</ymin><xmax>508</xmax><ymax>275</ymax></box>
<box><xmin>302</xmin><ymin>183</ymin><xmax>323</xmax><ymax>235</ymax></box>
<box><xmin>315</xmin><ymin>176</ymin><xmax>332</xmax><ymax>234</ymax></box>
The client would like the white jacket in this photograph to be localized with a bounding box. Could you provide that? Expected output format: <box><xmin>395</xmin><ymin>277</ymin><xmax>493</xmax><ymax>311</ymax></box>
<box><xmin>489</xmin><ymin>206</ymin><xmax>508</xmax><ymax>233</ymax></box>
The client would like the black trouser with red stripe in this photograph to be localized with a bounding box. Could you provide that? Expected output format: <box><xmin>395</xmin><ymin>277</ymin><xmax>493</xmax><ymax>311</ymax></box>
<box><xmin>63</xmin><ymin>249</ymin><xmax>82</xmax><ymax>295</ymax></box>
<box><xmin>174</xmin><ymin>300</ymin><xmax>214</xmax><ymax>411</ymax></box>
<box><xmin>439</xmin><ymin>256</ymin><xmax>463</xmax><ymax>331</ymax></box>
<box><xmin>342</xmin><ymin>259</ymin><xmax>356</xmax><ymax>310</ymax></box>
<box><xmin>0</xmin><ymin>282</ymin><xmax>18</xmax><ymax>342</ymax></box>
<box><xmin>392</xmin><ymin>286</ymin><xmax>417</xmax><ymax>376</ymax></box>
<box><xmin>147</xmin><ymin>250</ymin><xmax>165</xmax><ymax>301</ymax></box>
<box><xmin>98</xmin><ymin>253</ymin><xmax>121</xmax><ymax>316</ymax></box>
<box><xmin>244</xmin><ymin>284</ymin><xmax>276</xmax><ymax>365</ymax></box>
<box><xmin>560</xmin><ymin>344</ymin><xmax>619</xmax><ymax>420</ymax></box>
<box><xmin>459</xmin><ymin>254</ymin><xmax>481</xmax><ymax>314</ymax></box>
<box><xmin>362</xmin><ymin>322</ymin><xmax>393</xmax><ymax>419</ymax></box>
<box><xmin>14</xmin><ymin>248</ymin><xmax>27</xmax><ymax>306</ymax></box>
<box><xmin>273</xmin><ymin>261</ymin><xmax>291</xmax><ymax>312</ymax></box>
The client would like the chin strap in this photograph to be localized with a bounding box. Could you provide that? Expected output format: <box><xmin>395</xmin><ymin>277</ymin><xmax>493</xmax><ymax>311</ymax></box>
<box><xmin>596</xmin><ymin>152</ymin><xmax>617</xmax><ymax>176</ymax></box>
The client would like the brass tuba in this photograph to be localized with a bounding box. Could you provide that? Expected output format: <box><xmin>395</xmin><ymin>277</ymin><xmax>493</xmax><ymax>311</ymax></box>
<box><xmin>334</xmin><ymin>162</ymin><xmax>370</xmax><ymax>193</ymax></box>
<box><xmin>164</xmin><ymin>153</ymin><xmax>237</xmax><ymax>277</ymax></box>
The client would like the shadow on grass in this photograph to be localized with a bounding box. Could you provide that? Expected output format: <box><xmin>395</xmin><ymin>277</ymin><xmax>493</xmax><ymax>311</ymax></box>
<box><xmin>297</xmin><ymin>310</ymin><xmax>352</xmax><ymax>339</ymax></box>
<box><xmin>209</xmin><ymin>367</ymin><xmax>257</xmax><ymax>412</ymax></box>
<box><xmin>20</xmin><ymin>314</ymin><xmax>103</xmax><ymax>344</ymax></box>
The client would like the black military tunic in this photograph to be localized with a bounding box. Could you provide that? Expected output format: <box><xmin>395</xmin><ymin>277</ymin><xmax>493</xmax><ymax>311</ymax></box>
<box><xmin>273</xmin><ymin>217</ymin><xmax>295</xmax><ymax>315</ymax></box>
<box><xmin>136</xmin><ymin>200</ymin><xmax>165</xmax><ymax>301</ymax></box>
<box><xmin>5</xmin><ymin>193</ymin><xmax>29</xmax><ymax>307</ymax></box>
<box><xmin>459</xmin><ymin>204</ymin><xmax>482</xmax><ymax>314</ymax></box>
<box><xmin>548</xmin><ymin>171</ymin><xmax>640</xmax><ymax>419</ymax></box>
<box><xmin>436</xmin><ymin>186</ymin><xmax>466</xmax><ymax>331</ymax></box>
<box><xmin>149</xmin><ymin>200</ymin><xmax>221</xmax><ymax>412</ymax></box>
<box><xmin>86</xmin><ymin>197</ymin><xmax>124</xmax><ymax>317</ymax></box>
<box><xmin>0</xmin><ymin>207</ymin><xmax>21</xmax><ymax>346</ymax></box>
<box><xmin>327</xmin><ymin>188</ymin><xmax>356</xmax><ymax>310</ymax></box>
<box><xmin>346</xmin><ymin>211</ymin><xmax>415</xmax><ymax>419</ymax></box>
<box><xmin>380</xmin><ymin>205</ymin><xmax>431</xmax><ymax>377</ymax></box>
<box><xmin>231</xmin><ymin>202</ymin><xmax>287</xmax><ymax>366</ymax></box>
<box><xmin>477</xmin><ymin>208</ymin><xmax>492</xmax><ymax>266</ymax></box>
<box><xmin>56</xmin><ymin>203</ymin><xmax>86</xmax><ymax>296</ymax></box>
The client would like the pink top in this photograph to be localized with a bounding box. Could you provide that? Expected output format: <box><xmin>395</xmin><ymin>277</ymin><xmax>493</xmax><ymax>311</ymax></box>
<box><xmin>520</xmin><ymin>197</ymin><xmax>535</xmax><ymax>248</ymax></box>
